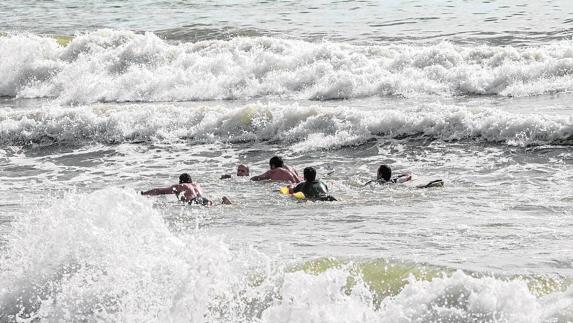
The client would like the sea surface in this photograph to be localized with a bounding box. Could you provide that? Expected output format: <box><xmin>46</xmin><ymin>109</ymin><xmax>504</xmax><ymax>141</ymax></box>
<box><xmin>1</xmin><ymin>1</ymin><xmax>573</xmax><ymax>322</ymax></box>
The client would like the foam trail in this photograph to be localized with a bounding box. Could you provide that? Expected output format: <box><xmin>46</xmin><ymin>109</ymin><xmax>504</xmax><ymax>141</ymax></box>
<box><xmin>2</xmin><ymin>30</ymin><xmax>573</xmax><ymax>104</ymax></box>
<box><xmin>1</xmin><ymin>103</ymin><xmax>571</xmax><ymax>149</ymax></box>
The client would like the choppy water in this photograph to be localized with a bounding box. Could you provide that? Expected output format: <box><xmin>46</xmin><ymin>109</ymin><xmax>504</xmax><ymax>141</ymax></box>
<box><xmin>1</xmin><ymin>1</ymin><xmax>573</xmax><ymax>322</ymax></box>
<box><xmin>2</xmin><ymin>0</ymin><xmax>573</xmax><ymax>45</ymax></box>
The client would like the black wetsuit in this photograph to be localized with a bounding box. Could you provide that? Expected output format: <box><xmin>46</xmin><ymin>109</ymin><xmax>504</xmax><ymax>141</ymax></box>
<box><xmin>292</xmin><ymin>180</ymin><xmax>337</xmax><ymax>201</ymax></box>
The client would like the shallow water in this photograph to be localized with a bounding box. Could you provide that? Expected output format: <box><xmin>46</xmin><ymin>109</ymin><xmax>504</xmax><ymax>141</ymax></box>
<box><xmin>1</xmin><ymin>1</ymin><xmax>573</xmax><ymax>322</ymax></box>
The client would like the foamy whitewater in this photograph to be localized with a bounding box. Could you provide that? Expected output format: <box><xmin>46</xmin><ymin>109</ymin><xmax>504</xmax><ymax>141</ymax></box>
<box><xmin>1</xmin><ymin>1</ymin><xmax>573</xmax><ymax>322</ymax></box>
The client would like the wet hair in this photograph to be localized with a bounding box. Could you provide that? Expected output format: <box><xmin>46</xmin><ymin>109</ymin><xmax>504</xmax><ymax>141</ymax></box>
<box><xmin>303</xmin><ymin>167</ymin><xmax>316</xmax><ymax>182</ymax></box>
<box><xmin>377</xmin><ymin>165</ymin><xmax>391</xmax><ymax>181</ymax></box>
<box><xmin>237</xmin><ymin>164</ymin><xmax>250</xmax><ymax>176</ymax></box>
<box><xmin>179</xmin><ymin>173</ymin><xmax>192</xmax><ymax>184</ymax></box>
<box><xmin>269</xmin><ymin>156</ymin><xmax>284</xmax><ymax>168</ymax></box>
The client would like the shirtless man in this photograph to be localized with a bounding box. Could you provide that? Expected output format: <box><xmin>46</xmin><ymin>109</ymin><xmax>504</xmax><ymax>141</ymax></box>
<box><xmin>250</xmin><ymin>156</ymin><xmax>302</xmax><ymax>184</ymax></box>
<box><xmin>142</xmin><ymin>173</ymin><xmax>232</xmax><ymax>205</ymax></box>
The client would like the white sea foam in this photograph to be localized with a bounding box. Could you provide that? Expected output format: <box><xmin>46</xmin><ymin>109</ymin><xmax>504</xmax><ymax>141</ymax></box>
<box><xmin>2</xmin><ymin>30</ymin><xmax>573</xmax><ymax>104</ymax></box>
<box><xmin>1</xmin><ymin>189</ymin><xmax>572</xmax><ymax>322</ymax></box>
<box><xmin>0</xmin><ymin>103</ymin><xmax>571</xmax><ymax>149</ymax></box>
<box><xmin>263</xmin><ymin>270</ymin><xmax>573</xmax><ymax>323</ymax></box>
<box><xmin>0</xmin><ymin>189</ymin><xmax>253</xmax><ymax>322</ymax></box>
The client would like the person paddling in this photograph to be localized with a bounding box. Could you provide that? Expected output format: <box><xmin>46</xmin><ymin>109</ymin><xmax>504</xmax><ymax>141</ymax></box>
<box><xmin>141</xmin><ymin>173</ymin><xmax>232</xmax><ymax>206</ymax></box>
<box><xmin>250</xmin><ymin>156</ymin><xmax>302</xmax><ymax>184</ymax></box>
<box><xmin>288</xmin><ymin>167</ymin><xmax>337</xmax><ymax>201</ymax></box>
<box><xmin>364</xmin><ymin>164</ymin><xmax>443</xmax><ymax>188</ymax></box>
<box><xmin>364</xmin><ymin>164</ymin><xmax>412</xmax><ymax>186</ymax></box>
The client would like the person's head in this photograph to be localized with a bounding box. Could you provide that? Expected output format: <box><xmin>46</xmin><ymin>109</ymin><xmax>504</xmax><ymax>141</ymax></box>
<box><xmin>237</xmin><ymin>164</ymin><xmax>250</xmax><ymax>176</ymax></box>
<box><xmin>269</xmin><ymin>156</ymin><xmax>284</xmax><ymax>169</ymax></box>
<box><xmin>179</xmin><ymin>173</ymin><xmax>192</xmax><ymax>184</ymax></box>
<box><xmin>377</xmin><ymin>165</ymin><xmax>391</xmax><ymax>181</ymax></box>
<box><xmin>303</xmin><ymin>167</ymin><xmax>317</xmax><ymax>182</ymax></box>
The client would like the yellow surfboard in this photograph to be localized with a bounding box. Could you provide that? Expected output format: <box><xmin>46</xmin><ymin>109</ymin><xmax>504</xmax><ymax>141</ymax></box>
<box><xmin>279</xmin><ymin>186</ymin><xmax>305</xmax><ymax>199</ymax></box>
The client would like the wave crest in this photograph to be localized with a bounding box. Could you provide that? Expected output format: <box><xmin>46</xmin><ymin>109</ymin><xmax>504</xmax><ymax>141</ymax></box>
<box><xmin>2</xmin><ymin>30</ymin><xmax>573</xmax><ymax>104</ymax></box>
<box><xmin>1</xmin><ymin>103</ymin><xmax>571</xmax><ymax>149</ymax></box>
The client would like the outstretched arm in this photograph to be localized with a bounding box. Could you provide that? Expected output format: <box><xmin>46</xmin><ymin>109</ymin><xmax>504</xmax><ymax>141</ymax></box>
<box><xmin>141</xmin><ymin>185</ymin><xmax>178</xmax><ymax>196</ymax></box>
<box><xmin>363</xmin><ymin>179</ymin><xmax>375</xmax><ymax>186</ymax></box>
<box><xmin>250</xmin><ymin>170</ymin><xmax>271</xmax><ymax>181</ymax></box>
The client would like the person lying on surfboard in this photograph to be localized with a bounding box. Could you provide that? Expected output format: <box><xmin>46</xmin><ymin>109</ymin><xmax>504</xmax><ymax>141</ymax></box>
<box><xmin>287</xmin><ymin>167</ymin><xmax>337</xmax><ymax>201</ymax></box>
<box><xmin>250</xmin><ymin>156</ymin><xmax>302</xmax><ymax>184</ymax></box>
<box><xmin>220</xmin><ymin>164</ymin><xmax>250</xmax><ymax>179</ymax></box>
<box><xmin>364</xmin><ymin>164</ymin><xmax>443</xmax><ymax>188</ymax></box>
<box><xmin>370</xmin><ymin>164</ymin><xmax>413</xmax><ymax>185</ymax></box>
<box><xmin>141</xmin><ymin>173</ymin><xmax>232</xmax><ymax>206</ymax></box>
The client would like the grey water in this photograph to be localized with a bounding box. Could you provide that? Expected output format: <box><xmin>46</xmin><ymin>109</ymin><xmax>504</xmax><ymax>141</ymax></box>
<box><xmin>1</xmin><ymin>0</ymin><xmax>573</xmax><ymax>45</ymax></box>
<box><xmin>1</xmin><ymin>1</ymin><xmax>573</xmax><ymax>322</ymax></box>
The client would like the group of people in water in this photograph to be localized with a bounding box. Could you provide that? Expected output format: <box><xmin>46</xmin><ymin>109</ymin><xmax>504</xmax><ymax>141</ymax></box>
<box><xmin>141</xmin><ymin>156</ymin><xmax>441</xmax><ymax>207</ymax></box>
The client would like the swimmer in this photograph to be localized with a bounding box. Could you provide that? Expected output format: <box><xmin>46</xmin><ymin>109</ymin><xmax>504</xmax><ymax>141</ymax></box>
<box><xmin>364</xmin><ymin>164</ymin><xmax>443</xmax><ymax>188</ymax></box>
<box><xmin>141</xmin><ymin>173</ymin><xmax>232</xmax><ymax>205</ymax></box>
<box><xmin>289</xmin><ymin>167</ymin><xmax>337</xmax><ymax>201</ymax></box>
<box><xmin>220</xmin><ymin>164</ymin><xmax>250</xmax><ymax>179</ymax></box>
<box><xmin>363</xmin><ymin>164</ymin><xmax>412</xmax><ymax>185</ymax></box>
<box><xmin>376</xmin><ymin>164</ymin><xmax>412</xmax><ymax>184</ymax></box>
<box><xmin>250</xmin><ymin>156</ymin><xmax>302</xmax><ymax>183</ymax></box>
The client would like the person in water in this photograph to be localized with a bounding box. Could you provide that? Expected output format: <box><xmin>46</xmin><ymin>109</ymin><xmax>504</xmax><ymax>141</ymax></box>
<box><xmin>289</xmin><ymin>167</ymin><xmax>337</xmax><ymax>201</ymax></box>
<box><xmin>375</xmin><ymin>164</ymin><xmax>412</xmax><ymax>184</ymax></box>
<box><xmin>250</xmin><ymin>156</ymin><xmax>302</xmax><ymax>183</ymax></box>
<box><xmin>220</xmin><ymin>164</ymin><xmax>250</xmax><ymax>179</ymax></box>
<box><xmin>141</xmin><ymin>173</ymin><xmax>232</xmax><ymax>206</ymax></box>
<box><xmin>365</xmin><ymin>164</ymin><xmax>443</xmax><ymax>188</ymax></box>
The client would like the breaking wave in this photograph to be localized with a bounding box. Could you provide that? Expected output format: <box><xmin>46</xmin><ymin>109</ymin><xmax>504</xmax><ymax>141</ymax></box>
<box><xmin>2</xmin><ymin>30</ymin><xmax>573</xmax><ymax>104</ymax></box>
<box><xmin>1</xmin><ymin>103</ymin><xmax>571</xmax><ymax>149</ymax></box>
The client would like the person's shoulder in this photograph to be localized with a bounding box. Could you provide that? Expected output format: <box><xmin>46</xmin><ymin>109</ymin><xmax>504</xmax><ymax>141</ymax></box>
<box><xmin>262</xmin><ymin>169</ymin><xmax>273</xmax><ymax>175</ymax></box>
<box><xmin>292</xmin><ymin>181</ymin><xmax>305</xmax><ymax>191</ymax></box>
<box><xmin>273</xmin><ymin>168</ymin><xmax>292</xmax><ymax>176</ymax></box>
<box><xmin>167</xmin><ymin>183</ymin><xmax>184</xmax><ymax>192</ymax></box>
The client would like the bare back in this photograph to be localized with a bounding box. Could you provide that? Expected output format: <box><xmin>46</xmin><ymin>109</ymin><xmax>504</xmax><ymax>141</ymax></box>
<box><xmin>174</xmin><ymin>183</ymin><xmax>204</xmax><ymax>202</ymax></box>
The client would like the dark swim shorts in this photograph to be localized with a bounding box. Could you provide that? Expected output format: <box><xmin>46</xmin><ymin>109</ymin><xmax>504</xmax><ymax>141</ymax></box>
<box><xmin>188</xmin><ymin>197</ymin><xmax>212</xmax><ymax>206</ymax></box>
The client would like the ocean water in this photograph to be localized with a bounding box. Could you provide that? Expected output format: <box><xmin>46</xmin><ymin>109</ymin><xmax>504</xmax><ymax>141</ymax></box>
<box><xmin>1</xmin><ymin>1</ymin><xmax>573</xmax><ymax>322</ymax></box>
